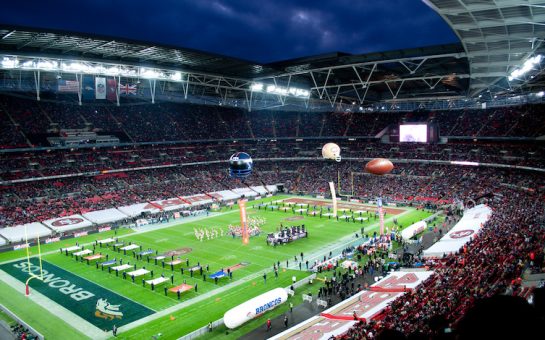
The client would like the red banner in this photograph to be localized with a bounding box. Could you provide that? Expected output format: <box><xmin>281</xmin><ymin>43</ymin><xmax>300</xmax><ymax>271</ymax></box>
<box><xmin>107</xmin><ymin>78</ymin><xmax>117</xmax><ymax>101</ymax></box>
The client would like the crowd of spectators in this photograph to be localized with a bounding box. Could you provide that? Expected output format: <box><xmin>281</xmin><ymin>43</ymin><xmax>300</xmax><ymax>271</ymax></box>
<box><xmin>0</xmin><ymin>94</ymin><xmax>543</xmax><ymax>338</ymax></box>
<box><xmin>1</xmin><ymin>94</ymin><xmax>544</xmax><ymax>148</ymax></box>
<box><xmin>10</xmin><ymin>322</ymin><xmax>38</xmax><ymax>340</ymax></box>
<box><xmin>338</xmin><ymin>175</ymin><xmax>545</xmax><ymax>339</ymax></box>
<box><xmin>1</xmin><ymin>140</ymin><xmax>543</xmax><ymax>181</ymax></box>
<box><xmin>1</xmin><ymin>158</ymin><xmax>543</xmax><ymax>229</ymax></box>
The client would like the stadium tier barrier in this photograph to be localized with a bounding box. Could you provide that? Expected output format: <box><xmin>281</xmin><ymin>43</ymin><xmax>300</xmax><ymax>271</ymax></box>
<box><xmin>423</xmin><ymin>204</ymin><xmax>492</xmax><ymax>258</ymax></box>
<box><xmin>0</xmin><ymin>185</ymin><xmax>278</xmax><ymax>246</ymax></box>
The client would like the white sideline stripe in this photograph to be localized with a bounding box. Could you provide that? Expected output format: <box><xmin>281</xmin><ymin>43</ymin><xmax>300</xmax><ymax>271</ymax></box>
<box><xmin>0</xmin><ymin>269</ymin><xmax>106</xmax><ymax>340</ymax></box>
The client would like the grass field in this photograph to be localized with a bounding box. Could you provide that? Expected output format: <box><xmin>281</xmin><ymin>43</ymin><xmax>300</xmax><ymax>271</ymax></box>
<box><xmin>0</xmin><ymin>195</ymin><xmax>433</xmax><ymax>339</ymax></box>
<box><xmin>0</xmin><ymin>280</ymin><xmax>90</xmax><ymax>339</ymax></box>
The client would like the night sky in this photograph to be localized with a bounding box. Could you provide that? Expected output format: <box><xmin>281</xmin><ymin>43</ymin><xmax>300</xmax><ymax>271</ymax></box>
<box><xmin>0</xmin><ymin>0</ymin><xmax>459</xmax><ymax>63</ymax></box>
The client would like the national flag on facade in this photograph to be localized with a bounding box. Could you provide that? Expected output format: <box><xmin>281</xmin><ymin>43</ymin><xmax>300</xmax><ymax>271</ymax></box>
<box><xmin>119</xmin><ymin>83</ymin><xmax>137</xmax><ymax>95</ymax></box>
<box><xmin>106</xmin><ymin>78</ymin><xmax>117</xmax><ymax>101</ymax></box>
<box><xmin>57</xmin><ymin>80</ymin><xmax>79</xmax><ymax>93</ymax></box>
<box><xmin>95</xmin><ymin>77</ymin><xmax>106</xmax><ymax>99</ymax></box>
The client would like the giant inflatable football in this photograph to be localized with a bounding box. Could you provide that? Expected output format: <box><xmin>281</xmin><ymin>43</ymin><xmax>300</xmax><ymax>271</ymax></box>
<box><xmin>365</xmin><ymin>158</ymin><xmax>394</xmax><ymax>175</ymax></box>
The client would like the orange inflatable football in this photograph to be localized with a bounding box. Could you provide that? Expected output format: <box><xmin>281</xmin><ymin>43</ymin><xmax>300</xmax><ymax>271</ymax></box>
<box><xmin>365</xmin><ymin>158</ymin><xmax>394</xmax><ymax>175</ymax></box>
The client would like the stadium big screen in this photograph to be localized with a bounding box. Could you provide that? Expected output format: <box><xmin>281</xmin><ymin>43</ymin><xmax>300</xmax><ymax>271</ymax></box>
<box><xmin>399</xmin><ymin>123</ymin><xmax>439</xmax><ymax>143</ymax></box>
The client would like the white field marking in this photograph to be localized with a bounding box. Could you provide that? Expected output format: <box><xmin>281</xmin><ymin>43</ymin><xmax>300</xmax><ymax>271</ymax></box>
<box><xmin>0</xmin><ymin>269</ymin><xmax>107</xmax><ymax>340</ymax></box>
<box><xmin>43</xmin><ymin>259</ymin><xmax>158</xmax><ymax>312</ymax></box>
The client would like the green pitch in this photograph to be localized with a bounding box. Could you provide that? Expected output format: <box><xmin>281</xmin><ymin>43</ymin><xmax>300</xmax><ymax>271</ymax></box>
<box><xmin>0</xmin><ymin>195</ymin><xmax>432</xmax><ymax>339</ymax></box>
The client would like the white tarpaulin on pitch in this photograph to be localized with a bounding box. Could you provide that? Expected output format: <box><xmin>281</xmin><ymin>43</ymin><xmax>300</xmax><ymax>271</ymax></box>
<box><xmin>423</xmin><ymin>204</ymin><xmax>492</xmax><ymax>258</ymax></box>
<box><xmin>83</xmin><ymin>208</ymin><xmax>128</xmax><ymax>224</ymax></box>
<box><xmin>42</xmin><ymin>215</ymin><xmax>93</xmax><ymax>233</ymax></box>
<box><xmin>0</xmin><ymin>222</ymin><xmax>52</xmax><ymax>243</ymax></box>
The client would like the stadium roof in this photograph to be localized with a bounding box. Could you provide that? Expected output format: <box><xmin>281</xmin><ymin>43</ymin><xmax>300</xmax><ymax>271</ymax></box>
<box><xmin>0</xmin><ymin>26</ymin><xmax>275</xmax><ymax>79</ymax></box>
<box><xmin>424</xmin><ymin>0</ymin><xmax>545</xmax><ymax>95</ymax></box>
<box><xmin>0</xmin><ymin>26</ymin><xmax>471</xmax><ymax>104</ymax></box>
<box><xmin>1</xmin><ymin>8</ymin><xmax>544</xmax><ymax>109</ymax></box>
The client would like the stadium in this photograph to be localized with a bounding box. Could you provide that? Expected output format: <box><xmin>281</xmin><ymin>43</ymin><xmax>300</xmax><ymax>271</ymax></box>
<box><xmin>0</xmin><ymin>1</ymin><xmax>544</xmax><ymax>339</ymax></box>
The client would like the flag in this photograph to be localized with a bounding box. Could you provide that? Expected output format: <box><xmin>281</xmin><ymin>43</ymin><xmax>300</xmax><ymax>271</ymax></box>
<box><xmin>57</xmin><ymin>80</ymin><xmax>79</xmax><ymax>93</ymax></box>
<box><xmin>119</xmin><ymin>83</ymin><xmax>137</xmax><ymax>95</ymax></box>
<box><xmin>95</xmin><ymin>77</ymin><xmax>106</xmax><ymax>99</ymax></box>
<box><xmin>107</xmin><ymin>78</ymin><xmax>117</xmax><ymax>101</ymax></box>
<box><xmin>82</xmin><ymin>76</ymin><xmax>94</xmax><ymax>100</ymax></box>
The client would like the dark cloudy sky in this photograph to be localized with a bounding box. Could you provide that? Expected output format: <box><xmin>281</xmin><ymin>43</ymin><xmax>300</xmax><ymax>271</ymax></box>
<box><xmin>0</xmin><ymin>0</ymin><xmax>458</xmax><ymax>63</ymax></box>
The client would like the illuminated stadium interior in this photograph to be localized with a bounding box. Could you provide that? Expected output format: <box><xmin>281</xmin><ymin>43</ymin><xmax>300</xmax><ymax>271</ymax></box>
<box><xmin>0</xmin><ymin>1</ymin><xmax>544</xmax><ymax>340</ymax></box>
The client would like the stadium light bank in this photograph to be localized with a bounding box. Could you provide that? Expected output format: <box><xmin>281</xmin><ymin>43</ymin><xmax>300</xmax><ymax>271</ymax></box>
<box><xmin>1</xmin><ymin>56</ymin><xmax>184</xmax><ymax>82</ymax></box>
<box><xmin>250</xmin><ymin>82</ymin><xmax>310</xmax><ymax>98</ymax></box>
<box><xmin>508</xmin><ymin>54</ymin><xmax>542</xmax><ymax>81</ymax></box>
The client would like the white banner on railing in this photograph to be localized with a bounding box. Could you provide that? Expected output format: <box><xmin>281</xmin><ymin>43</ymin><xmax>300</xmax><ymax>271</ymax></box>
<box><xmin>423</xmin><ymin>204</ymin><xmax>492</xmax><ymax>258</ymax></box>
<box><xmin>117</xmin><ymin>202</ymin><xmax>160</xmax><ymax>217</ymax></box>
<box><xmin>150</xmin><ymin>198</ymin><xmax>190</xmax><ymax>212</ymax></box>
<box><xmin>43</xmin><ymin>215</ymin><xmax>93</xmax><ymax>233</ymax></box>
<box><xmin>183</xmin><ymin>194</ymin><xmax>214</xmax><ymax>206</ymax></box>
<box><xmin>270</xmin><ymin>271</ymin><xmax>434</xmax><ymax>340</ymax></box>
<box><xmin>0</xmin><ymin>223</ymin><xmax>52</xmax><ymax>243</ymax></box>
<box><xmin>83</xmin><ymin>208</ymin><xmax>129</xmax><ymax>224</ymax></box>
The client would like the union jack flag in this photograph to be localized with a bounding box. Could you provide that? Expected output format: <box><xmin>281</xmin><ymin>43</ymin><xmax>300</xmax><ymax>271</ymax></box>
<box><xmin>119</xmin><ymin>83</ymin><xmax>137</xmax><ymax>95</ymax></box>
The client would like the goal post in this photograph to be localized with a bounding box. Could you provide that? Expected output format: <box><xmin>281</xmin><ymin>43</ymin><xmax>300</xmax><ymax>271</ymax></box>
<box><xmin>337</xmin><ymin>170</ymin><xmax>355</xmax><ymax>198</ymax></box>
<box><xmin>24</xmin><ymin>225</ymin><xmax>44</xmax><ymax>296</ymax></box>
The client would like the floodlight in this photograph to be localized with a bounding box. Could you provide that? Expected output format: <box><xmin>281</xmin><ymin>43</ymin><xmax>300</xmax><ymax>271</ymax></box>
<box><xmin>36</xmin><ymin>61</ymin><xmax>57</xmax><ymax>70</ymax></box>
<box><xmin>250</xmin><ymin>83</ymin><xmax>263</xmax><ymax>91</ymax></box>
<box><xmin>508</xmin><ymin>54</ymin><xmax>542</xmax><ymax>81</ymax></box>
<box><xmin>140</xmin><ymin>68</ymin><xmax>160</xmax><ymax>79</ymax></box>
<box><xmin>170</xmin><ymin>72</ymin><xmax>182</xmax><ymax>81</ymax></box>
<box><xmin>1</xmin><ymin>57</ymin><xmax>18</xmax><ymax>68</ymax></box>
